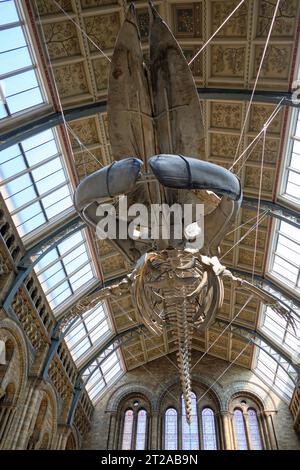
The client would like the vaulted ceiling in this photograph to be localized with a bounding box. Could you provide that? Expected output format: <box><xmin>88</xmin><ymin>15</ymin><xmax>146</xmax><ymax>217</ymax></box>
<box><xmin>4</xmin><ymin>0</ymin><xmax>300</xmax><ymax>392</ymax></box>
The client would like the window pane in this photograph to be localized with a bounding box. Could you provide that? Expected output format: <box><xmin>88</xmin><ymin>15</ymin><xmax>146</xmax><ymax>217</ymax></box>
<box><xmin>122</xmin><ymin>410</ymin><xmax>134</xmax><ymax>450</ymax></box>
<box><xmin>182</xmin><ymin>392</ymin><xmax>199</xmax><ymax>450</ymax></box>
<box><xmin>135</xmin><ymin>410</ymin><xmax>147</xmax><ymax>450</ymax></box>
<box><xmin>202</xmin><ymin>408</ymin><xmax>217</xmax><ymax>450</ymax></box>
<box><xmin>233</xmin><ymin>409</ymin><xmax>248</xmax><ymax>450</ymax></box>
<box><xmin>164</xmin><ymin>408</ymin><xmax>178</xmax><ymax>450</ymax></box>
<box><xmin>0</xmin><ymin>1</ymin><xmax>19</xmax><ymax>25</ymax></box>
<box><xmin>248</xmin><ymin>409</ymin><xmax>263</xmax><ymax>450</ymax></box>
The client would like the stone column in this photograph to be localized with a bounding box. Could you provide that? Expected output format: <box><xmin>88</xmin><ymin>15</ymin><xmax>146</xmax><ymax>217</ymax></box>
<box><xmin>264</xmin><ymin>412</ymin><xmax>278</xmax><ymax>450</ymax></box>
<box><xmin>151</xmin><ymin>411</ymin><xmax>158</xmax><ymax>450</ymax></box>
<box><xmin>220</xmin><ymin>411</ymin><xmax>233</xmax><ymax>450</ymax></box>
<box><xmin>56</xmin><ymin>424</ymin><xmax>71</xmax><ymax>449</ymax></box>
<box><xmin>243</xmin><ymin>411</ymin><xmax>252</xmax><ymax>450</ymax></box>
<box><xmin>107</xmin><ymin>412</ymin><xmax>117</xmax><ymax>450</ymax></box>
<box><xmin>257</xmin><ymin>411</ymin><xmax>270</xmax><ymax>450</ymax></box>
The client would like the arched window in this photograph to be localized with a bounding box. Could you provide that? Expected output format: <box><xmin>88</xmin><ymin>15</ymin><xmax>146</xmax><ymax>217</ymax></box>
<box><xmin>202</xmin><ymin>408</ymin><xmax>217</xmax><ymax>450</ymax></box>
<box><xmin>135</xmin><ymin>409</ymin><xmax>147</xmax><ymax>450</ymax></box>
<box><xmin>233</xmin><ymin>409</ymin><xmax>248</xmax><ymax>450</ymax></box>
<box><xmin>248</xmin><ymin>409</ymin><xmax>262</xmax><ymax>450</ymax></box>
<box><xmin>164</xmin><ymin>408</ymin><xmax>178</xmax><ymax>450</ymax></box>
<box><xmin>121</xmin><ymin>409</ymin><xmax>134</xmax><ymax>450</ymax></box>
<box><xmin>181</xmin><ymin>392</ymin><xmax>199</xmax><ymax>450</ymax></box>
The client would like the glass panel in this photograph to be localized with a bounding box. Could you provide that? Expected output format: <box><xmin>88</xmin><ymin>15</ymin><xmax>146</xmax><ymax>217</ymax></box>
<box><xmin>182</xmin><ymin>392</ymin><xmax>199</xmax><ymax>450</ymax></box>
<box><xmin>248</xmin><ymin>409</ymin><xmax>263</xmax><ymax>450</ymax></box>
<box><xmin>135</xmin><ymin>410</ymin><xmax>147</xmax><ymax>450</ymax></box>
<box><xmin>0</xmin><ymin>3</ymin><xmax>46</xmax><ymax>119</ymax></box>
<box><xmin>1</xmin><ymin>0</ymin><xmax>19</xmax><ymax>25</ymax></box>
<box><xmin>202</xmin><ymin>408</ymin><xmax>217</xmax><ymax>450</ymax></box>
<box><xmin>122</xmin><ymin>410</ymin><xmax>134</xmax><ymax>450</ymax></box>
<box><xmin>233</xmin><ymin>409</ymin><xmax>248</xmax><ymax>450</ymax></box>
<box><xmin>165</xmin><ymin>408</ymin><xmax>178</xmax><ymax>450</ymax></box>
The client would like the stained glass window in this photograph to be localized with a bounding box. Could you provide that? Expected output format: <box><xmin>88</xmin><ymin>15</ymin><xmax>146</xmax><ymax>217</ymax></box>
<box><xmin>122</xmin><ymin>409</ymin><xmax>134</xmax><ymax>450</ymax></box>
<box><xmin>202</xmin><ymin>408</ymin><xmax>217</xmax><ymax>450</ymax></box>
<box><xmin>248</xmin><ymin>409</ymin><xmax>263</xmax><ymax>450</ymax></box>
<box><xmin>135</xmin><ymin>409</ymin><xmax>147</xmax><ymax>450</ymax></box>
<box><xmin>233</xmin><ymin>409</ymin><xmax>248</xmax><ymax>450</ymax></box>
<box><xmin>181</xmin><ymin>392</ymin><xmax>199</xmax><ymax>450</ymax></box>
<box><xmin>164</xmin><ymin>408</ymin><xmax>178</xmax><ymax>450</ymax></box>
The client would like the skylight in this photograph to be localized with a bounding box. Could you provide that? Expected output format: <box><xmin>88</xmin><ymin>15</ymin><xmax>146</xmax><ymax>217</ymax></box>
<box><xmin>34</xmin><ymin>230</ymin><xmax>96</xmax><ymax>312</ymax></box>
<box><xmin>65</xmin><ymin>302</ymin><xmax>112</xmax><ymax>364</ymax></box>
<box><xmin>268</xmin><ymin>220</ymin><xmax>300</xmax><ymax>294</ymax></box>
<box><xmin>81</xmin><ymin>350</ymin><xmax>123</xmax><ymax>403</ymax></box>
<box><xmin>259</xmin><ymin>293</ymin><xmax>300</xmax><ymax>358</ymax></box>
<box><xmin>0</xmin><ymin>0</ymin><xmax>45</xmax><ymax>119</ymax></box>
<box><xmin>280</xmin><ymin>107</ymin><xmax>300</xmax><ymax>207</ymax></box>
<box><xmin>0</xmin><ymin>128</ymin><xmax>74</xmax><ymax>238</ymax></box>
<box><xmin>254</xmin><ymin>348</ymin><xmax>295</xmax><ymax>402</ymax></box>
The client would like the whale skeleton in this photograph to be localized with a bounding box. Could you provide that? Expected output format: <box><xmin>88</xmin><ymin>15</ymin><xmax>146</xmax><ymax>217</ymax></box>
<box><xmin>64</xmin><ymin>2</ymin><xmax>295</xmax><ymax>424</ymax></box>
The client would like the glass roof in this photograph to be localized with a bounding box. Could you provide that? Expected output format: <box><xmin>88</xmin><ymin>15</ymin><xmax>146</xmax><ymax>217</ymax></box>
<box><xmin>268</xmin><ymin>220</ymin><xmax>300</xmax><ymax>294</ymax></box>
<box><xmin>280</xmin><ymin>107</ymin><xmax>300</xmax><ymax>207</ymax></box>
<box><xmin>254</xmin><ymin>348</ymin><xmax>295</xmax><ymax>402</ymax></box>
<box><xmin>0</xmin><ymin>0</ymin><xmax>45</xmax><ymax>119</ymax></box>
<box><xmin>34</xmin><ymin>229</ymin><xmax>96</xmax><ymax>311</ymax></box>
<box><xmin>81</xmin><ymin>350</ymin><xmax>123</xmax><ymax>403</ymax></box>
<box><xmin>0</xmin><ymin>128</ymin><xmax>74</xmax><ymax>238</ymax></box>
<box><xmin>65</xmin><ymin>302</ymin><xmax>112</xmax><ymax>364</ymax></box>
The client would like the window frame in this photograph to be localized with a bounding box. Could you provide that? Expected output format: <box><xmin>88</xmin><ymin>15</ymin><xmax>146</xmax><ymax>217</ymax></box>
<box><xmin>0</xmin><ymin>0</ymin><xmax>48</xmax><ymax>122</ymax></box>
<box><xmin>120</xmin><ymin>406</ymin><xmax>149</xmax><ymax>450</ymax></box>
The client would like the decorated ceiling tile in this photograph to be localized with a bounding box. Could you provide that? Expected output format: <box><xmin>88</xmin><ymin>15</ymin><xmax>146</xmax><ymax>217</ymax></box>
<box><xmin>92</xmin><ymin>57</ymin><xmax>110</xmax><ymax>92</ymax></box>
<box><xmin>53</xmin><ymin>62</ymin><xmax>89</xmax><ymax>97</ymax></box>
<box><xmin>236</xmin><ymin>309</ymin><xmax>257</xmax><ymax>326</ymax></box>
<box><xmin>235</xmin><ymin>292</ymin><xmax>259</xmax><ymax>310</ymax></box>
<box><xmin>84</xmin><ymin>12</ymin><xmax>121</xmax><ymax>51</ymax></box>
<box><xmin>256</xmin><ymin>0</ymin><xmax>298</xmax><ymax>38</ymax></box>
<box><xmin>101</xmin><ymin>254</ymin><xmax>128</xmax><ymax>274</ymax></box>
<box><xmin>182</xmin><ymin>48</ymin><xmax>203</xmax><ymax>78</ymax></box>
<box><xmin>74</xmin><ymin>148</ymin><xmax>104</xmax><ymax>178</ymax></box>
<box><xmin>218</xmin><ymin>302</ymin><xmax>231</xmax><ymax>319</ymax></box>
<box><xmin>210</xmin><ymin>0</ymin><xmax>248</xmax><ymax>37</ymax></box>
<box><xmin>239</xmin><ymin>227</ymin><xmax>267</xmax><ymax>250</ymax></box>
<box><xmin>33</xmin><ymin>0</ymin><xmax>73</xmax><ymax>16</ymax></box>
<box><xmin>240</xmin><ymin>207</ymin><xmax>268</xmax><ymax>228</ymax></box>
<box><xmin>237</xmin><ymin>247</ymin><xmax>264</xmax><ymax>270</ymax></box>
<box><xmin>210</xmin><ymin>132</ymin><xmax>240</xmax><ymax>159</ymax></box>
<box><xmin>210</xmin><ymin>102</ymin><xmax>242</xmax><ymax>130</ymax></box>
<box><xmin>244</xmin><ymin>166</ymin><xmax>275</xmax><ymax>193</ymax></box>
<box><xmin>81</xmin><ymin>0</ymin><xmax>118</xmax><ymax>7</ymax></box>
<box><xmin>172</xmin><ymin>3</ymin><xmax>202</xmax><ymax>38</ymax></box>
<box><xmin>253</xmin><ymin>44</ymin><xmax>292</xmax><ymax>80</ymax></box>
<box><xmin>246</xmin><ymin>137</ymin><xmax>280</xmax><ymax>164</ymax></box>
<box><xmin>249</xmin><ymin>104</ymin><xmax>283</xmax><ymax>134</ymax></box>
<box><xmin>211</xmin><ymin>45</ymin><xmax>246</xmax><ymax>78</ymax></box>
<box><xmin>42</xmin><ymin>21</ymin><xmax>81</xmax><ymax>59</ymax></box>
<box><xmin>69</xmin><ymin>117</ymin><xmax>100</xmax><ymax>147</ymax></box>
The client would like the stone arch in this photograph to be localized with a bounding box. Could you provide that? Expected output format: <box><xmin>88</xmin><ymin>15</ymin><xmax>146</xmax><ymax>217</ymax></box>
<box><xmin>65</xmin><ymin>429</ymin><xmax>78</xmax><ymax>450</ymax></box>
<box><xmin>156</xmin><ymin>374</ymin><xmax>224</xmax><ymax>413</ymax></box>
<box><xmin>26</xmin><ymin>381</ymin><xmax>58</xmax><ymax>450</ymax></box>
<box><xmin>224</xmin><ymin>380</ymin><xmax>277</xmax><ymax>412</ymax></box>
<box><xmin>0</xmin><ymin>318</ymin><xmax>29</xmax><ymax>449</ymax></box>
<box><xmin>106</xmin><ymin>382</ymin><xmax>156</xmax><ymax>412</ymax></box>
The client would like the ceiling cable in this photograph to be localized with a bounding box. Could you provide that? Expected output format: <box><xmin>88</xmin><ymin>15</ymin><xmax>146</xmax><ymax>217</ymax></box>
<box><xmin>233</xmin><ymin>0</ymin><xmax>282</xmax><ymax>165</ymax></box>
